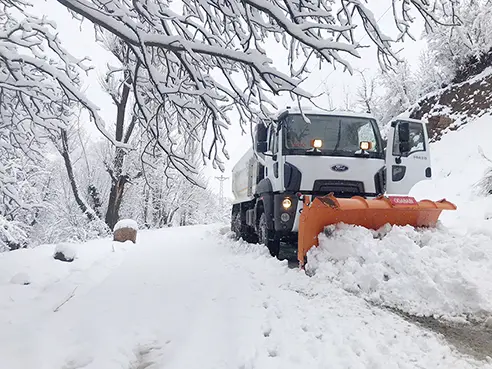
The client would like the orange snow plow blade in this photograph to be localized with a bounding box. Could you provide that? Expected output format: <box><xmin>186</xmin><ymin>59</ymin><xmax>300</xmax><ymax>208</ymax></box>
<box><xmin>298</xmin><ymin>194</ymin><xmax>457</xmax><ymax>266</ymax></box>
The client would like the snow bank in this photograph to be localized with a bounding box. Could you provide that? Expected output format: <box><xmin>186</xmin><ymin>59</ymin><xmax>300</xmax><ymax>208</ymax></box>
<box><xmin>306</xmin><ymin>222</ymin><xmax>492</xmax><ymax>320</ymax></box>
<box><xmin>0</xmin><ymin>237</ymin><xmax>131</xmax><ymax>328</ymax></box>
<box><xmin>114</xmin><ymin>219</ymin><xmax>138</xmax><ymax>231</ymax></box>
<box><xmin>214</xmin><ymin>228</ymin><xmax>488</xmax><ymax>368</ymax></box>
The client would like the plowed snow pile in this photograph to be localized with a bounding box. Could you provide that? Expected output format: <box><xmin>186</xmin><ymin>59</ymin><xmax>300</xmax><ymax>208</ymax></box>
<box><xmin>306</xmin><ymin>223</ymin><xmax>492</xmax><ymax>319</ymax></box>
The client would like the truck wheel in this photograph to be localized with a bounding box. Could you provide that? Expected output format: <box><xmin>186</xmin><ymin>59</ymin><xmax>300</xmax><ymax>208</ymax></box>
<box><xmin>232</xmin><ymin>211</ymin><xmax>258</xmax><ymax>244</ymax></box>
<box><xmin>231</xmin><ymin>212</ymin><xmax>242</xmax><ymax>240</ymax></box>
<box><xmin>259</xmin><ymin>213</ymin><xmax>280</xmax><ymax>257</ymax></box>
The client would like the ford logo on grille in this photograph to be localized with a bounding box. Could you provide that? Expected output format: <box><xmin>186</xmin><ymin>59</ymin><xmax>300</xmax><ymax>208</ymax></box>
<box><xmin>331</xmin><ymin>164</ymin><xmax>348</xmax><ymax>172</ymax></box>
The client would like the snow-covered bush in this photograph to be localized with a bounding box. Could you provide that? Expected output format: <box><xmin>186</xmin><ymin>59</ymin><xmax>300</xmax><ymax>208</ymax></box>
<box><xmin>423</xmin><ymin>0</ymin><xmax>492</xmax><ymax>81</ymax></box>
<box><xmin>475</xmin><ymin>147</ymin><xmax>492</xmax><ymax>196</ymax></box>
<box><xmin>0</xmin><ymin>215</ymin><xmax>28</xmax><ymax>252</ymax></box>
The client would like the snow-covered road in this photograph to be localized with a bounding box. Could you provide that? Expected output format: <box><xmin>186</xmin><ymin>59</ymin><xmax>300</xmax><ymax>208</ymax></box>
<box><xmin>1</xmin><ymin>224</ymin><xmax>490</xmax><ymax>369</ymax></box>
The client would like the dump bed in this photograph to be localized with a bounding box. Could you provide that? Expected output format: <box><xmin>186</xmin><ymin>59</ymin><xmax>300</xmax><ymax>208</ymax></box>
<box><xmin>231</xmin><ymin>148</ymin><xmax>259</xmax><ymax>204</ymax></box>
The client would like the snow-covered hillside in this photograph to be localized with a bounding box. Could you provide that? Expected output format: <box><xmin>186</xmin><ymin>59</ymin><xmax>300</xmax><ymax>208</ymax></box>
<box><xmin>1</xmin><ymin>224</ymin><xmax>490</xmax><ymax>369</ymax></box>
<box><xmin>411</xmin><ymin>113</ymin><xmax>492</xmax><ymax>231</ymax></box>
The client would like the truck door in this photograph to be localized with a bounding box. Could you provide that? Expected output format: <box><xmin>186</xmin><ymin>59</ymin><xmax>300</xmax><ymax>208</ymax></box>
<box><xmin>385</xmin><ymin>119</ymin><xmax>432</xmax><ymax>195</ymax></box>
<box><xmin>264</xmin><ymin>124</ymin><xmax>283</xmax><ymax>191</ymax></box>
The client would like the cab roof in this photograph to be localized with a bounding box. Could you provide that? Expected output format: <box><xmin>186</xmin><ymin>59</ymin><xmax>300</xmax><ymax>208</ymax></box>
<box><xmin>272</xmin><ymin>106</ymin><xmax>376</xmax><ymax>121</ymax></box>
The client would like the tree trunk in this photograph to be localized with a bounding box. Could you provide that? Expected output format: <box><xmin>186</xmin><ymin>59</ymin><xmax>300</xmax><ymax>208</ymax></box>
<box><xmin>59</xmin><ymin>129</ymin><xmax>96</xmax><ymax>222</ymax></box>
<box><xmin>105</xmin><ymin>173</ymin><xmax>128</xmax><ymax>230</ymax></box>
<box><xmin>143</xmin><ymin>185</ymin><xmax>150</xmax><ymax>228</ymax></box>
<box><xmin>104</xmin><ymin>70</ymin><xmax>136</xmax><ymax>230</ymax></box>
<box><xmin>168</xmin><ymin>207</ymin><xmax>179</xmax><ymax>226</ymax></box>
<box><xmin>104</xmin><ymin>140</ymin><xmax>126</xmax><ymax>230</ymax></box>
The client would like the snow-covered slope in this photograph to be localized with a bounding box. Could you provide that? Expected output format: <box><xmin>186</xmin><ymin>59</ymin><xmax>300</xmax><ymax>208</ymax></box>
<box><xmin>306</xmin><ymin>113</ymin><xmax>492</xmax><ymax>321</ymax></box>
<box><xmin>1</xmin><ymin>225</ymin><xmax>490</xmax><ymax>368</ymax></box>
<box><xmin>410</xmin><ymin>113</ymin><xmax>492</xmax><ymax>232</ymax></box>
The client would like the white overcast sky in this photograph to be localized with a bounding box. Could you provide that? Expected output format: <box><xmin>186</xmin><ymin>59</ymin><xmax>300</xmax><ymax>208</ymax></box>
<box><xmin>32</xmin><ymin>0</ymin><xmax>426</xmax><ymax>197</ymax></box>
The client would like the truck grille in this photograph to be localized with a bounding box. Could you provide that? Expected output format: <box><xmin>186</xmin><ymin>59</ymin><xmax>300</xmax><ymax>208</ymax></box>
<box><xmin>312</xmin><ymin>180</ymin><xmax>365</xmax><ymax>198</ymax></box>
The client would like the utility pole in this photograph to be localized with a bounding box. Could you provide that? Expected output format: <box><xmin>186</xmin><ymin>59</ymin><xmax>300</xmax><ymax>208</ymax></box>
<box><xmin>215</xmin><ymin>175</ymin><xmax>229</xmax><ymax>208</ymax></box>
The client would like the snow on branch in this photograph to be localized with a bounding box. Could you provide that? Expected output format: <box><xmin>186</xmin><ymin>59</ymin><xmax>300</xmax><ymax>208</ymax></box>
<box><xmin>0</xmin><ymin>2</ymin><xmax>135</xmax><ymax>211</ymax></box>
<box><xmin>55</xmin><ymin>0</ymin><xmax>455</xmax><ymax>173</ymax></box>
<box><xmin>0</xmin><ymin>2</ymin><xmax>123</xmax><ymax>149</ymax></box>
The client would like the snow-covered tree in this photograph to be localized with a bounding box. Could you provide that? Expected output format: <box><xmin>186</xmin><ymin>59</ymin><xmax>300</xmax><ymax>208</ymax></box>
<box><xmin>377</xmin><ymin>60</ymin><xmax>419</xmax><ymax>130</ymax></box>
<box><xmin>423</xmin><ymin>0</ymin><xmax>492</xmax><ymax>81</ymax></box>
<box><xmin>54</xmin><ymin>0</ymin><xmax>458</xmax><ymax>179</ymax></box>
<box><xmin>96</xmin><ymin>34</ymin><xmax>141</xmax><ymax>229</ymax></box>
<box><xmin>414</xmin><ymin>46</ymin><xmax>449</xmax><ymax>95</ymax></box>
<box><xmin>0</xmin><ymin>0</ymin><xmax>120</xmax><ymax>247</ymax></box>
<box><xmin>354</xmin><ymin>69</ymin><xmax>383</xmax><ymax>119</ymax></box>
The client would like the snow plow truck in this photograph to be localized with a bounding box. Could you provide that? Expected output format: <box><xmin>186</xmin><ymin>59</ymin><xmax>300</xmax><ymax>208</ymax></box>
<box><xmin>230</xmin><ymin>107</ymin><xmax>456</xmax><ymax>267</ymax></box>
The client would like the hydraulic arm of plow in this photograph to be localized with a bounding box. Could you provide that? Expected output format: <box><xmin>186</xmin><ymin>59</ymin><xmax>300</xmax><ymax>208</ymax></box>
<box><xmin>297</xmin><ymin>194</ymin><xmax>457</xmax><ymax>267</ymax></box>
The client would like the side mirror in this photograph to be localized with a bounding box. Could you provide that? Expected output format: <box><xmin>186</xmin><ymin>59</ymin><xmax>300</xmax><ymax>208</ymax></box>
<box><xmin>256</xmin><ymin>122</ymin><xmax>267</xmax><ymax>142</ymax></box>
<box><xmin>256</xmin><ymin>141</ymin><xmax>268</xmax><ymax>153</ymax></box>
<box><xmin>255</xmin><ymin>122</ymin><xmax>268</xmax><ymax>153</ymax></box>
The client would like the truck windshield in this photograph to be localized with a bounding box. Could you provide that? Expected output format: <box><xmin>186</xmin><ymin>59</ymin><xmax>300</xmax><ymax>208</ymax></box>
<box><xmin>283</xmin><ymin>114</ymin><xmax>383</xmax><ymax>158</ymax></box>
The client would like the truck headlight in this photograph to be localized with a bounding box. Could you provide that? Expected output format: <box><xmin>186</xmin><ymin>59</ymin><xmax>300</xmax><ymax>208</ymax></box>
<box><xmin>282</xmin><ymin>198</ymin><xmax>292</xmax><ymax>209</ymax></box>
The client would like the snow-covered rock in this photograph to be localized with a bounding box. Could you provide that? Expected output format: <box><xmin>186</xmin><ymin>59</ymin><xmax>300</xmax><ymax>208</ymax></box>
<box><xmin>53</xmin><ymin>243</ymin><xmax>77</xmax><ymax>262</ymax></box>
<box><xmin>485</xmin><ymin>317</ymin><xmax>492</xmax><ymax>329</ymax></box>
<box><xmin>114</xmin><ymin>219</ymin><xmax>138</xmax><ymax>231</ymax></box>
<box><xmin>10</xmin><ymin>272</ymin><xmax>30</xmax><ymax>285</ymax></box>
<box><xmin>113</xmin><ymin>219</ymin><xmax>138</xmax><ymax>244</ymax></box>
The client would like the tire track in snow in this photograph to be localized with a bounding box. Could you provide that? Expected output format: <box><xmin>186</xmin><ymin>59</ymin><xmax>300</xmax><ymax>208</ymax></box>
<box><xmin>383</xmin><ymin>306</ymin><xmax>492</xmax><ymax>361</ymax></box>
<box><xmin>128</xmin><ymin>342</ymin><xmax>167</xmax><ymax>369</ymax></box>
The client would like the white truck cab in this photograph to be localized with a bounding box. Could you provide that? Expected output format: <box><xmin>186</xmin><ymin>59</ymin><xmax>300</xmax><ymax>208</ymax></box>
<box><xmin>231</xmin><ymin>107</ymin><xmax>432</xmax><ymax>256</ymax></box>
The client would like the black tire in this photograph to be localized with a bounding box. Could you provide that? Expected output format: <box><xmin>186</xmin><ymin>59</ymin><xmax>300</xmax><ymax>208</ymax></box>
<box><xmin>231</xmin><ymin>211</ymin><xmax>242</xmax><ymax>240</ymax></box>
<box><xmin>259</xmin><ymin>212</ymin><xmax>280</xmax><ymax>257</ymax></box>
<box><xmin>232</xmin><ymin>210</ymin><xmax>258</xmax><ymax>244</ymax></box>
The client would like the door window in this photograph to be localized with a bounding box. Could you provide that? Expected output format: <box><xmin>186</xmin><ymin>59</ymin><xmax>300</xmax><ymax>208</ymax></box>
<box><xmin>392</xmin><ymin>121</ymin><xmax>425</xmax><ymax>157</ymax></box>
<box><xmin>269</xmin><ymin>125</ymin><xmax>278</xmax><ymax>155</ymax></box>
